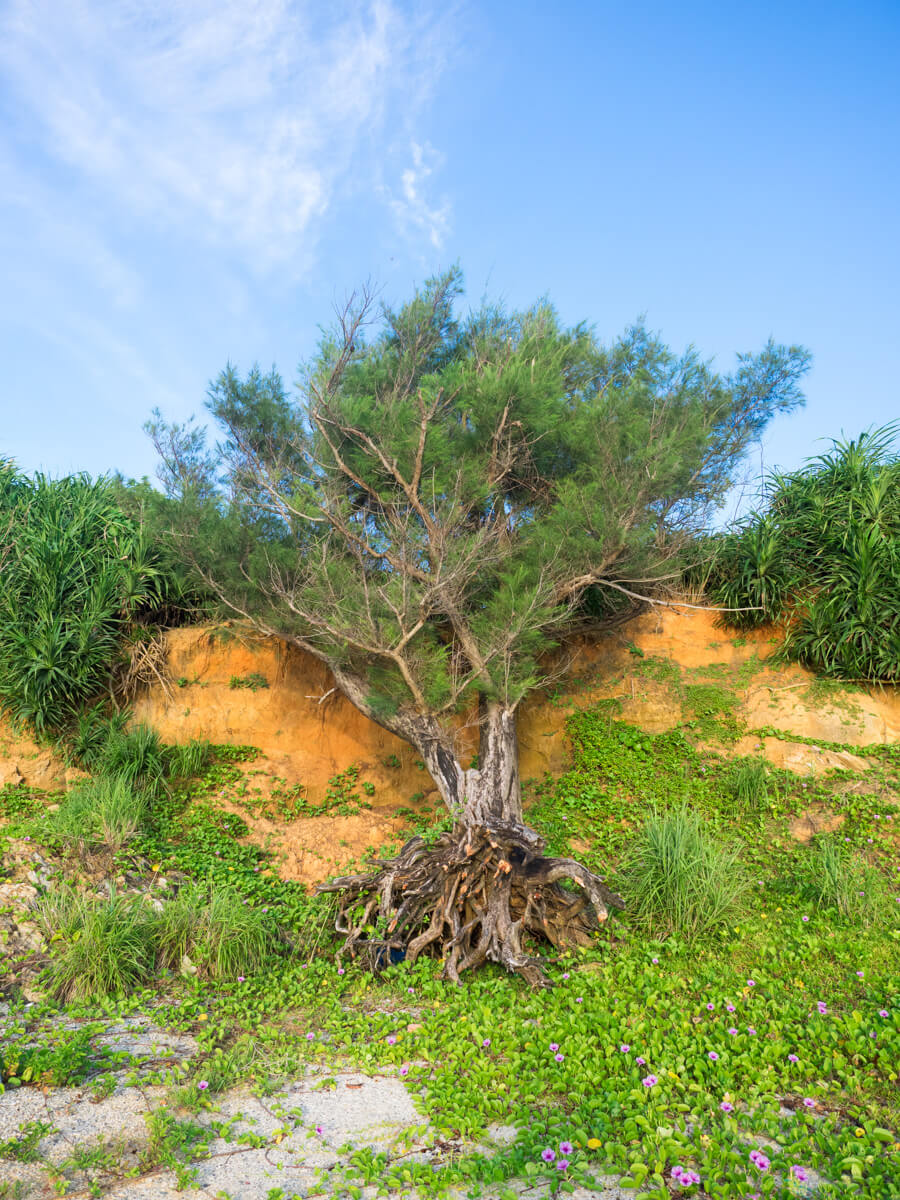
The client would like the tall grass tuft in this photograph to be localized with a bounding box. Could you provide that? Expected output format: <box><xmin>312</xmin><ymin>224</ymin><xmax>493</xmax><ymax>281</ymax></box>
<box><xmin>97</xmin><ymin>723</ymin><xmax>169</xmax><ymax>794</ymax></box>
<box><xmin>48</xmin><ymin>776</ymin><xmax>147</xmax><ymax>852</ymax></box>
<box><xmin>617</xmin><ymin>807</ymin><xmax>747</xmax><ymax>942</ymax></box>
<box><xmin>167</xmin><ymin>739</ymin><xmax>212</xmax><ymax>780</ymax></box>
<box><xmin>728</xmin><ymin>758</ymin><xmax>769</xmax><ymax>811</ymax></box>
<box><xmin>36</xmin><ymin>887</ymin><xmax>157</xmax><ymax>1002</ymax></box>
<box><xmin>156</xmin><ymin>883</ymin><xmax>280</xmax><ymax>979</ymax></box>
<box><xmin>802</xmin><ymin>837</ymin><xmax>889</xmax><ymax>926</ymax></box>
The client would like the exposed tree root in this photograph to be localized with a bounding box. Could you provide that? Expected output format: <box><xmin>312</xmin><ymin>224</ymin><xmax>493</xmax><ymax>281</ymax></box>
<box><xmin>317</xmin><ymin>821</ymin><xmax>625</xmax><ymax>986</ymax></box>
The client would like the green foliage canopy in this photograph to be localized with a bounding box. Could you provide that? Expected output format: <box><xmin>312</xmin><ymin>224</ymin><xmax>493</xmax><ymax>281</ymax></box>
<box><xmin>149</xmin><ymin>269</ymin><xmax>809</xmax><ymax>744</ymax></box>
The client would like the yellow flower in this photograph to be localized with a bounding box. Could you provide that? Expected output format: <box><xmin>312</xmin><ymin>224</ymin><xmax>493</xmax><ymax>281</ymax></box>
<box><xmin>855</xmin><ymin>1128</ymin><xmax>865</xmax><ymax>1138</ymax></box>
<box><xmin>587</xmin><ymin>1138</ymin><xmax>602</xmax><ymax>1150</ymax></box>
<box><xmin>198</xmin><ymin>1013</ymin><xmax>208</xmax><ymax>1021</ymax></box>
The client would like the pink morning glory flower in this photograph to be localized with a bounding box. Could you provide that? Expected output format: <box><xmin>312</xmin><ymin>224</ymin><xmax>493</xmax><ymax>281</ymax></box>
<box><xmin>555</xmin><ymin>1053</ymin><xmax>565</xmax><ymax>1063</ymax></box>
<box><xmin>635</xmin><ymin>1056</ymin><xmax>646</xmax><ymax>1065</ymax></box>
<box><xmin>541</xmin><ymin>1148</ymin><xmax>556</xmax><ymax>1163</ymax></box>
<box><xmin>620</xmin><ymin>1044</ymin><xmax>630</xmax><ymax>1053</ymax></box>
<box><xmin>549</xmin><ymin>1042</ymin><xmax>559</xmax><ymax>1052</ymax></box>
<box><xmin>559</xmin><ymin>1141</ymin><xmax>574</xmax><ymax>1155</ymax></box>
<box><xmin>791</xmin><ymin>1166</ymin><xmax>809</xmax><ymax>1182</ymax></box>
<box><xmin>802</xmin><ymin>1097</ymin><xmax>815</xmax><ymax>1108</ymax></box>
<box><xmin>198</xmin><ymin>1081</ymin><xmax>209</xmax><ymax>1091</ymax></box>
<box><xmin>788</xmin><ymin>1053</ymin><xmax>799</xmax><ymax>1062</ymax></box>
<box><xmin>399</xmin><ymin>1064</ymin><xmax>409</xmax><ymax>1076</ymax></box>
<box><xmin>642</xmin><ymin>1074</ymin><xmax>658</xmax><ymax>1087</ymax></box>
<box><xmin>720</xmin><ymin>1101</ymin><xmax>734</xmax><ymax>1112</ymax></box>
<box><xmin>556</xmin><ymin>1159</ymin><xmax>569</xmax><ymax>1171</ymax></box>
<box><xmin>708</xmin><ymin>1051</ymin><xmax>719</xmax><ymax>1060</ymax></box>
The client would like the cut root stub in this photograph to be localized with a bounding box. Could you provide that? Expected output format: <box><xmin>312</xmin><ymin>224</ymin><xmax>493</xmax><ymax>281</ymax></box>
<box><xmin>316</xmin><ymin>820</ymin><xmax>624</xmax><ymax>986</ymax></box>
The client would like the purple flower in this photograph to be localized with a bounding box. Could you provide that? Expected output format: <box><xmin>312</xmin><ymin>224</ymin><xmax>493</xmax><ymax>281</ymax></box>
<box><xmin>407</xmin><ymin>987</ymin><xmax>415</xmax><ymax>994</ymax></box>
<box><xmin>817</xmin><ymin>1001</ymin><xmax>827</xmax><ymax>1013</ymax></box>
<box><xmin>708</xmin><ymin>1051</ymin><xmax>719</xmax><ymax>1060</ymax></box>
<box><xmin>620</xmin><ymin>1043</ymin><xmax>630</xmax><ymax>1053</ymax></box>
<box><xmin>788</xmin><ymin>1053</ymin><xmax>799</xmax><ymax>1063</ymax></box>
<box><xmin>749</xmin><ymin>1150</ymin><xmax>770</xmax><ymax>1171</ymax></box>
<box><xmin>856</xmin><ymin>970</ymin><xmax>864</xmax><ymax>978</ymax></box>
<box><xmin>802</xmin><ymin>1097</ymin><xmax>815</xmax><ymax>1108</ymax></box>
<box><xmin>482</xmin><ymin>1038</ymin><xmax>491</xmax><ymax>1048</ymax></box>
<box><xmin>541</xmin><ymin>1148</ymin><xmax>556</xmax><ymax>1163</ymax></box>
<box><xmin>747</xmin><ymin>979</ymin><xmax>756</xmax><ymax>987</ymax></box>
<box><xmin>651</xmin><ymin>956</ymin><xmax>659</xmax><ymax>964</ymax></box>
<box><xmin>635</xmin><ymin>1056</ymin><xmax>646</xmax><ymax>1065</ymax></box>
<box><xmin>237</xmin><ymin>975</ymin><xmax>246</xmax><ymax>983</ymax></box>
<box><xmin>549</xmin><ymin>1042</ymin><xmax>559</xmax><ymax>1052</ymax></box>
<box><xmin>685</xmin><ymin>1170</ymin><xmax>701</xmax><ymax>1185</ymax></box>
<box><xmin>337</xmin><ymin>967</ymin><xmax>345</xmax><ymax>976</ymax></box>
<box><xmin>387</xmin><ymin>1035</ymin><xmax>397</xmax><ymax>1045</ymax></box>
<box><xmin>747</xmin><ymin>1027</ymin><xmax>757</xmax><ymax>1036</ymax></box>
<box><xmin>575</xmin><ymin>997</ymin><xmax>583</xmax><ymax>1004</ymax></box>
<box><xmin>706</xmin><ymin>1002</ymin><xmax>715</xmax><ymax>1011</ymax></box>
<box><xmin>197</xmin><ymin>1080</ymin><xmax>209</xmax><ymax>1091</ymax></box>
<box><xmin>642</xmin><ymin>1074</ymin><xmax>658</xmax><ymax>1087</ymax></box>
<box><xmin>556</xmin><ymin>1159</ymin><xmax>569</xmax><ymax>1171</ymax></box>
<box><xmin>306</xmin><ymin>1032</ymin><xmax>315</xmax><ymax>1041</ymax></box>
<box><xmin>562</xmin><ymin>972</ymin><xmax>570</xmax><ymax>980</ymax></box>
<box><xmin>399</xmin><ymin>1064</ymin><xmax>409</xmax><ymax>1076</ymax></box>
<box><xmin>726</xmin><ymin>1003</ymin><xmax>736</xmax><ymax>1012</ymax></box>
<box><xmin>555</xmin><ymin>1053</ymin><xmax>564</xmax><ymax>1063</ymax></box>
<box><xmin>315</xmin><ymin>1125</ymin><xmax>323</xmax><ymax>1135</ymax></box>
<box><xmin>728</xmin><ymin>1027</ymin><xmax>738</xmax><ymax>1036</ymax></box>
<box><xmin>802</xmin><ymin>915</ymin><xmax>809</xmax><ymax>922</ymax></box>
<box><xmin>879</xmin><ymin>1009</ymin><xmax>889</xmax><ymax>1018</ymax></box>
<box><xmin>559</xmin><ymin>1141</ymin><xmax>573</xmax><ymax>1155</ymax></box>
<box><xmin>720</xmin><ymin>1101</ymin><xmax>734</xmax><ymax>1112</ymax></box>
<box><xmin>791</xmin><ymin>1166</ymin><xmax>809</xmax><ymax>1182</ymax></box>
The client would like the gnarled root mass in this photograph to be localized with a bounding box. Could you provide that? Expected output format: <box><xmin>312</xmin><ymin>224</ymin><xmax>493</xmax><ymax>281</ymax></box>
<box><xmin>316</xmin><ymin>821</ymin><xmax>624</xmax><ymax>986</ymax></box>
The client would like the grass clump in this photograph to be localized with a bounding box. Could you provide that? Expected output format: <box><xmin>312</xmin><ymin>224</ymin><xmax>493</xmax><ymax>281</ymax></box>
<box><xmin>727</xmin><ymin>757</ymin><xmax>769</xmax><ymax>811</ymax></box>
<box><xmin>802</xmin><ymin>837</ymin><xmax>890</xmax><ymax>925</ymax></box>
<box><xmin>617</xmin><ymin>807</ymin><xmax>747</xmax><ymax>941</ymax></box>
<box><xmin>35</xmin><ymin>886</ymin><xmax>157</xmax><ymax>1002</ymax></box>
<box><xmin>156</xmin><ymin>882</ymin><xmax>280</xmax><ymax>979</ymax></box>
<box><xmin>48</xmin><ymin>775</ymin><xmax>147</xmax><ymax>852</ymax></box>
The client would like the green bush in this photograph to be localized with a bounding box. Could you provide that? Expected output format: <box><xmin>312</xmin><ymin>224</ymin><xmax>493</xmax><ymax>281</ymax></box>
<box><xmin>0</xmin><ymin>467</ymin><xmax>196</xmax><ymax>733</ymax></box>
<box><xmin>707</xmin><ymin>426</ymin><xmax>900</xmax><ymax>682</ymax></box>
<box><xmin>36</xmin><ymin>887</ymin><xmax>157</xmax><ymax>1002</ymax></box>
<box><xmin>48</xmin><ymin>776</ymin><xmax>147</xmax><ymax>852</ymax></box>
<box><xmin>802</xmin><ymin>837</ymin><xmax>890</xmax><ymax>925</ymax></box>
<box><xmin>156</xmin><ymin>883</ymin><xmax>280</xmax><ymax>979</ymax></box>
<box><xmin>617</xmin><ymin>807</ymin><xmax>747</xmax><ymax>941</ymax></box>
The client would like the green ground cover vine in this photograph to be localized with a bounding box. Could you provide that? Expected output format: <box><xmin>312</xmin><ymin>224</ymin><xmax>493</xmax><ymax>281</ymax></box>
<box><xmin>1</xmin><ymin>703</ymin><xmax>897</xmax><ymax>1197</ymax></box>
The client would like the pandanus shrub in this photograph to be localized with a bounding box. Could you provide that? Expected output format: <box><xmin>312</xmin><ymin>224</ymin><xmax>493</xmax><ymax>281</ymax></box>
<box><xmin>707</xmin><ymin>426</ymin><xmax>900</xmax><ymax>682</ymax></box>
<box><xmin>0</xmin><ymin>465</ymin><xmax>194</xmax><ymax>733</ymax></box>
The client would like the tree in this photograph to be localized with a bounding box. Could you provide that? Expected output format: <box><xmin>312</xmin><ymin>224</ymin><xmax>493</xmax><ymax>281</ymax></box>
<box><xmin>148</xmin><ymin>268</ymin><xmax>809</xmax><ymax>983</ymax></box>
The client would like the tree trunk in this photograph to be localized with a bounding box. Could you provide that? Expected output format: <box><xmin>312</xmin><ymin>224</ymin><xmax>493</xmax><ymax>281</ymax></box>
<box><xmin>416</xmin><ymin>701</ymin><xmax>521</xmax><ymax>826</ymax></box>
<box><xmin>318</xmin><ymin>700</ymin><xmax>624</xmax><ymax>984</ymax></box>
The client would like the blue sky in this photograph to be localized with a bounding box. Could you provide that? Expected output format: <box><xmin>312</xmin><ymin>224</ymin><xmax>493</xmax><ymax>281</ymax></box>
<box><xmin>2</xmin><ymin>0</ymin><xmax>898</xmax><ymax>518</ymax></box>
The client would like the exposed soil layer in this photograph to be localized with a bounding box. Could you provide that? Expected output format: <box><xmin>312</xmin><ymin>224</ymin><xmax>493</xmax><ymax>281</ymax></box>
<box><xmin>2</xmin><ymin>607</ymin><xmax>898</xmax><ymax>887</ymax></box>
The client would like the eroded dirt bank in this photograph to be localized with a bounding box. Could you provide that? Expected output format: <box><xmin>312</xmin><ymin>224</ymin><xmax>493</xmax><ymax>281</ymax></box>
<box><xmin>2</xmin><ymin>607</ymin><xmax>898</xmax><ymax>885</ymax></box>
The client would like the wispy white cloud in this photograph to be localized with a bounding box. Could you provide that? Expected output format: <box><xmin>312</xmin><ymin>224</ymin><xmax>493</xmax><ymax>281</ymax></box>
<box><xmin>0</xmin><ymin>0</ymin><xmax>453</xmax><ymax>267</ymax></box>
<box><xmin>389</xmin><ymin>140</ymin><xmax>451</xmax><ymax>248</ymax></box>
